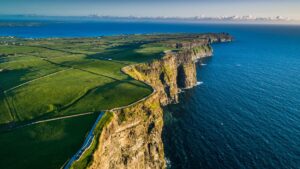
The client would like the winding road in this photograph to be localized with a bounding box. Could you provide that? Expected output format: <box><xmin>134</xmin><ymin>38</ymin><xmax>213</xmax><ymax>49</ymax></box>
<box><xmin>64</xmin><ymin>112</ymin><xmax>105</xmax><ymax>169</ymax></box>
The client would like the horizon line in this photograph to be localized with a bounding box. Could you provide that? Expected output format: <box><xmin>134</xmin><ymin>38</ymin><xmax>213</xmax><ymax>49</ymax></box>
<box><xmin>1</xmin><ymin>14</ymin><xmax>300</xmax><ymax>25</ymax></box>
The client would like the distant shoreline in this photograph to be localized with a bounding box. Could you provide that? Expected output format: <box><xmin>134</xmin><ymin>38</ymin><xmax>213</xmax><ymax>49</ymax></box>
<box><xmin>0</xmin><ymin>15</ymin><xmax>300</xmax><ymax>25</ymax></box>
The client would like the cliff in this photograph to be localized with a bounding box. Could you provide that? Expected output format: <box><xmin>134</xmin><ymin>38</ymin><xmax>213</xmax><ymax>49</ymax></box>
<box><xmin>88</xmin><ymin>34</ymin><xmax>232</xmax><ymax>169</ymax></box>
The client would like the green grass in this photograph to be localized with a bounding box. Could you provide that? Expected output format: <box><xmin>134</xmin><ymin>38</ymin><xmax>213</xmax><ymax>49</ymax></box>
<box><xmin>0</xmin><ymin>46</ymin><xmax>42</xmax><ymax>55</ymax></box>
<box><xmin>61</xmin><ymin>80</ymin><xmax>152</xmax><ymax>115</ymax></box>
<box><xmin>0</xmin><ymin>35</ymin><xmax>164</xmax><ymax>125</ymax></box>
<box><xmin>0</xmin><ymin>113</ymin><xmax>99</xmax><ymax>169</ymax></box>
<box><xmin>71</xmin><ymin>60</ymin><xmax>128</xmax><ymax>80</ymax></box>
<box><xmin>87</xmin><ymin>42</ymin><xmax>170</xmax><ymax>63</ymax></box>
<box><xmin>0</xmin><ymin>94</ymin><xmax>12</xmax><ymax>124</ymax></box>
<box><xmin>0</xmin><ymin>55</ymin><xmax>64</xmax><ymax>91</ymax></box>
<box><xmin>5</xmin><ymin>69</ymin><xmax>114</xmax><ymax>122</ymax></box>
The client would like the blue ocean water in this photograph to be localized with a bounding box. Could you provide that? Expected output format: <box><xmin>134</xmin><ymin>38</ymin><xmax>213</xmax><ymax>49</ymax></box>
<box><xmin>0</xmin><ymin>20</ymin><xmax>299</xmax><ymax>169</ymax></box>
<box><xmin>163</xmin><ymin>25</ymin><xmax>300</xmax><ymax>169</ymax></box>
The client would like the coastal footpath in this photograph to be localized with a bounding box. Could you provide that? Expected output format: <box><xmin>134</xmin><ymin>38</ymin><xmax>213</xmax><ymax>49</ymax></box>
<box><xmin>79</xmin><ymin>34</ymin><xmax>232</xmax><ymax>169</ymax></box>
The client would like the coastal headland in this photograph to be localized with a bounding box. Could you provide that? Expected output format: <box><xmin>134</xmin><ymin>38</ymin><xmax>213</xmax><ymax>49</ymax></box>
<box><xmin>70</xmin><ymin>33</ymin><xmax>232</xmax><ymax>169</ymax></box>
<box><xmin>0</xmin><ymin>33</ymin><xmax>232</xmax><ymax>169</ymax></box>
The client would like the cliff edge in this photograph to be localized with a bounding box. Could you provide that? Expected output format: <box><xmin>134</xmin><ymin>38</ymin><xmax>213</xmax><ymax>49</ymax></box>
<box><xmin>88</xmin><ymin>33</ymin><xmax>232</xmax><ymax>169</ymax></box>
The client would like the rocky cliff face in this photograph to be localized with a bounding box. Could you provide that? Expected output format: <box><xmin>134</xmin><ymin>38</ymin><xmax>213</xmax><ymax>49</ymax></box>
<box><xmin>89</xmin><ymin>92</ymin><xmax>165</xmax><ymax>169</ymax></box>
<box><xmin>89</xmin><ymin>35</ymin><xmax>231</xmax><ymax>169</ymax></box>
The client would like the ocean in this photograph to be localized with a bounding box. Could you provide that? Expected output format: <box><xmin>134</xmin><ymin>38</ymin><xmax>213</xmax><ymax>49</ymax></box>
<box><xmin>1</xmin><ymin>20</ymin><xmax>299</xmax><ymax>169</ymax></box>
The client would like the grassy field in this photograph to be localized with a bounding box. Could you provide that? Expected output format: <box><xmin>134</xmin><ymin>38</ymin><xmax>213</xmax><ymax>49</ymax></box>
<box><xmin>0</xmin><ymin>35</ymin><xmax>171</xmax><ymax>169</ymax></box>
<box><xmin>0</xmin><ymin>34</ymin><xmax>214</xmax><ymax>169</ymax></box>
<box><xmin>0</xmin><ymin>113</ymin><xmax>99</xmax><ymax>169</ymax></box>
<box><xmin>0</xmin><ymin>37</ymin><xmax>161</xmax><ymax>125</ymax></box>
<box><xmin>0</xmin><ymin>55</ymin><xmax>64</xmax><ymax>91</ymax></box>
<box><xmin>5</xmin><ymin>69</ymin><xmax>114</xmax><ymax>121</ymax></box>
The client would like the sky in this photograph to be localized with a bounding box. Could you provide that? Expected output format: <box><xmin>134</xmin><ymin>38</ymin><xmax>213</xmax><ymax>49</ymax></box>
<box><xmin>0</xmin><ymin>0</ymin><xmax>300</xmax><ymax>20</ymax></box>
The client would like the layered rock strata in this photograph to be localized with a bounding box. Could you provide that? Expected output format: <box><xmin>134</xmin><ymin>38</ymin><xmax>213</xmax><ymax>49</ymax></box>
<box><xmin>89</xmin><ymin>34</ymin><xmax>232</xmax><ymax>169</ymax></box>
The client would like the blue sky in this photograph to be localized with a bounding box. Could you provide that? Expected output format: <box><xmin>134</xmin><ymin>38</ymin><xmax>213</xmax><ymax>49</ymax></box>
<box><xmin>1</xmin><ymin>0</ymin><xmax>300</xmax><ymax>20</ymax></box>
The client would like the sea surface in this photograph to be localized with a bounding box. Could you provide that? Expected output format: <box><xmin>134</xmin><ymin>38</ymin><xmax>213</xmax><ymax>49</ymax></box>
<box><xmin>1</xmin><ymin>20</ymin><xmax>299</xmax><ymax>169</ymax></box>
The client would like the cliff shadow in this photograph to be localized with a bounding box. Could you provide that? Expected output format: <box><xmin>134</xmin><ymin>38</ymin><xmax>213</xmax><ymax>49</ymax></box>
<box><xmin>85</xmin><ymin>42</ymin><xmax>164</xmax><ymax>63</ymax></box>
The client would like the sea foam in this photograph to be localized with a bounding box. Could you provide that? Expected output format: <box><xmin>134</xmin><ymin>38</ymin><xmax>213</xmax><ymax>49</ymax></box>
<box><xmin>196</xmin><ymin>81</ymin><xmax>204</xmax><ymax>86</ymax></box>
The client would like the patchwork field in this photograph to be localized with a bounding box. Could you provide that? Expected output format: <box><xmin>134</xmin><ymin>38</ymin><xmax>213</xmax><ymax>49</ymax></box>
<box><xmin>0</xmin><ymin>34</ymin><xmax>175</xmax><ymax>169</ymax></box>
<box><xmin>0</xmin><ymin>36</ymin><xmax>166</xmax><ymax>125</ymax></box>
<box><xmin>0</xmin><ymin>33</ymin><xmax>216</xmax><ymax>169</ymax></box>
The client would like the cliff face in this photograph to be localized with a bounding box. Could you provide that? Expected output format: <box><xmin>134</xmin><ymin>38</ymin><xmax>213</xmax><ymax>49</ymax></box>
<box><xmin>89</xmin><ymin>35</ymin><xmax>231</xmax><ymax>169</ymax></box>
<box><xmin>89</xmin><ymin>92</ymin><xmax>165</xmax><ymax>169</ymax></box>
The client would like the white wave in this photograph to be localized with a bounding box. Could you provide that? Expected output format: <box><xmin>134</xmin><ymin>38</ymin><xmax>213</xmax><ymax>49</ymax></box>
<box><xmin>196</xmin><ymin>81</ymin><xmax>204</xmax><ymax>86</ymax></box>
<box><xmin>165</xmin><ymin>157</ymin><xmax>172</xmax><ymax>169</ymax></box>
<box><xmin>201</xmin><ymin>63</ymin><xmax>207</xmax><ymax>66</ymax></box>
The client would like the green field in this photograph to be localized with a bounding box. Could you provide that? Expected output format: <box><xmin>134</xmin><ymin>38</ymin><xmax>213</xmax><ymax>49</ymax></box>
<box><xmin>0</xmin><ymin>34</ymin><xmax>216</xmax><ymax>169</ymax></box>
<box><xmin>0</xmin><ymin>113</ymin><xmax>99</xmax><ymax>169</ymax></box>
<box><xmin>0</xmin><ymin>36</ymin><xmax>165</xmax><ymax>125</ymax></box>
